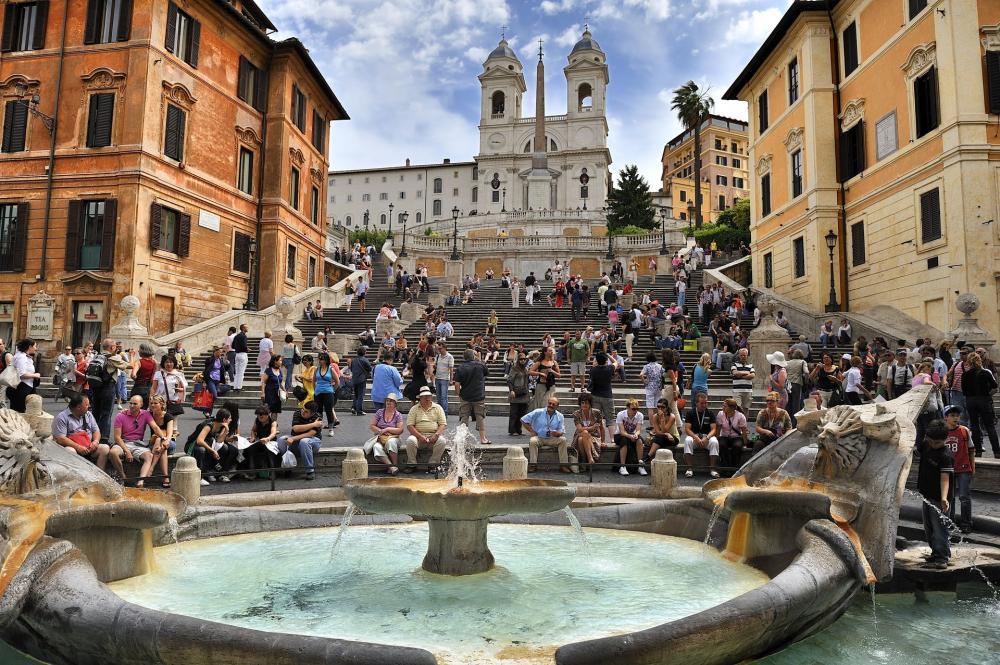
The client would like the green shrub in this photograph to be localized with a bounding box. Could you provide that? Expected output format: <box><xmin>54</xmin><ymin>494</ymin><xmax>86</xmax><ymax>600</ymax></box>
<box><xmin>615</xmin><ymin>224</ymin><xmax>655</xmax><ymax>236</ymax></box>
<box><xmin>349</xmin><ymin>229</ymin><xmax>388</xmax><ymax>247</ymax></box>
<box><xmin>692</xmin><ymin>223</ymin><xmax>748</xmax><ymax>252</ymax></box>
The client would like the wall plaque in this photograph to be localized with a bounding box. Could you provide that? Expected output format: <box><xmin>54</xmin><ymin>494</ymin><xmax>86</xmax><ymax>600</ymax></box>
<box><xmin>875</xmin><ymin>111</ymin><xmax>897</xmax><ymax>162</ymax></box>
<box><xmin>27</xmin><ymin>291</ymin><xmax>55</xmax><ymax>341</ymax></box>
<box><xmin>199</xmin><ymin>209</ymin><xmax>221</xmax><ymax>232</ymax></box>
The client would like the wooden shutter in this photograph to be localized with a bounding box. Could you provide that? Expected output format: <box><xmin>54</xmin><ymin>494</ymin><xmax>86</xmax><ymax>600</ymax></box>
<box><xmin>233</xmin><ymin>232</ymin><xmax>250</xmax><ymax>272</ymax></box>
<box><xmin>188</xmin><ymin>18</ymin><xmax>200</xmax><ymax>67</ymax></box>
<box><xmin>840</xmin><ymin>122</ymin><xmax>865</xmax><ymax>181</ymax></box>
<box><xmin>31</xmin><ymin>1</ymin><xmax>48</xmax><ymax>49</ymax></box>
<box><xmin>2</xmin><ymin>100</ymin><xmax>28</xmax><ymax>153</ymax></box>
<box><xmin>1</xmin><ymin>3</ymin><xmax>15</xmax><ymax>52</ymax></box>
<box><xmin>99</xmin><ymin>199</ymin><xmax>117</xmax><ymax>270</ymax></box>
<box><xmin>65</xmin><ymin>201</ymin><xmax>82</xmax><ymax>271</ymax></box>
<box><xmin>87</xmin><ymin>93</ymin><xmax>114</xmax><ymax>147</ymax></box>
<box><xmin>177</xmin><ymin>212</ymin><xmax>191</xmax><ymax>257</ymax></box>
<box><xmin>920</xmin><ymin>189</ymin><xmax>941</xmax><ymax>243</ymax></box>
<box><xmin>908</xmin><ymin>0</ymin><xmax>926</xmax><ymax>20</ymax></box>
<box><xmin>164</xmin><ymin>104</ymin><xmax>184</xmax><ymax>161</ymax></box>
<box><xmin>84</xmin><ymin>0</ymin><xmax>100</xmax><ymax>44</ymax></box>
<box><xmin>237</xmin><ymin>56</ymin><xmax>249</xmax><ymax>102</ymax></box>
<box><xmin>915</xmin><ymin>68</ymin><xmax>939</xmax><ymax>137</ymax></box>
<box><xmin>115</xmin><ymin>0</ymin><xmax>132</xmax><ymax>41</ymax></box>
<box><xmin>149</xmin><ymin>203</ymin><xmax>162</xmax><ymax>250</ymax></box>
<box><xmin>986</xmin><ymin>51</ymin><xmax>1000</xmax><ymax>116</ymax></box>
<box><xmin>10</xmin><ymin>203</ymin><xmax>28</xmax><ymax>272</ymax></box>
<box><xmin>850</xmin><ymin>221</ymin><xmax>866</xmax><ymax>266</ymax></box>
<box><xmin>164</xmin><ymin>1</ymin><xmax>177</xmax><ymax>52</ymax></box>
<box><xmin>760</xmin><ymin>173</ymin><xmax>771</xmax><ymax>216</ymax></box>
<box><xmin>843</xmin><ymin>22</ymin><xmax>858</xmax><ymax>76</ymax></box>
<box><xmin>758</xmin><ymin>90</ymin><xmax>768</xmax><ymax>133</ymax></box>
<box><xmin>254</xmin><ymin>68</ymin><xmax>267</xmax><ymax>112</ymax></box>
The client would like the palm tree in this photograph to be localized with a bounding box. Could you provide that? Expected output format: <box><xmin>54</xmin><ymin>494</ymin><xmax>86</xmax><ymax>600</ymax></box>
<box><xmin>670</xmin><ymin>81</ymin><xmax>714</xmax><ymax>229</ymax></box>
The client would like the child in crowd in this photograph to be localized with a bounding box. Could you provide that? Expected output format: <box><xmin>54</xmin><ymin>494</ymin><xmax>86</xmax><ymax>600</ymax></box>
<box><xmin>944</xmin><ymin>405</ymin><xmax>975</xmax><ymax>534</ymax></box>
<box><xmin>917</xmin><ymin>419</ymin><xmax>953</xmax><ymax>570</ymax></box>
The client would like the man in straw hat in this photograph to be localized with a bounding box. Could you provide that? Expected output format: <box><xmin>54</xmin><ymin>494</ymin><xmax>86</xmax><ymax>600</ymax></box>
<box><xmin>404</xmin><ymin>386</ymin><xmax>447</xmax><ymax>473</ymax></box>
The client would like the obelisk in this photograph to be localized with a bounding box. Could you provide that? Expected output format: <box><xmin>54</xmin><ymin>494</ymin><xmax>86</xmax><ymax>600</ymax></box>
<box><xmin>527</xmin><ymin>39</ymin><xmax>552</xmax><ymax>210</ymax></box>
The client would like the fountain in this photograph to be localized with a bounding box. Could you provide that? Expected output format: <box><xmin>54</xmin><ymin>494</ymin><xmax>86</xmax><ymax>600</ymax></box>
<box><xmin>344</xmin><ymin>424</ymin><xmax>576</xmax><ymax>574</ymax></box>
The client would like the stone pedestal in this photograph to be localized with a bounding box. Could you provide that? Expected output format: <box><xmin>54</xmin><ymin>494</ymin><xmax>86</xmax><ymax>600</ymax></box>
<box><xmin>170</xmin><ymin>456</ymin><xmax>201</xmax><ymax>506</ymax></box>
<box><xmin>342</xmin><ymin>448</ymin><xmax>368</xmax><ymax>483</ymax></box>
<box><xmin>107</xmin><ymin>295</ymin><xmax>156</xmax><ymax>351</ymax></box>
<box><xmin>400</xmin><ymin>302</ymin><xmax>424</xmax><ymax>323</ymax></box>
<box><xmin>23</xmin><ymin>395</ymin><xmax>53</xmax><ymax>439</ymax></box>
<box><xmin>445</xmin><ymin>258</ymin><xmax>463</xmax><ymax>287</ymax></box>
<box><xmin>502</xmin><ymin>447</ymin><xmax>528</xmax><ymax>480</ymax></box>
<box><xmin>428</xmin><ymin>293</ymin><xmax>446</xmax><ymax>308</ymax></box>
<box><xmin>651</xmin><ymin>449</ymin><xmax>677</xmax><ymax>495</ymax></box>
<box><xmin>328</xmin><ymin>333</ymin><xmax>358</xmax><ymax>358</ymax></box>
<box><xmin>620</xmin><ymin>293</ymin><xmax>635</xmax><ymax>310</ymax></box>
<box><xmin>526</xmin><ymin>172</ymin><xmax>553</xmax><ymax>211</ymax></box>
<box><xmin>748</xmin><ymin>296</ymin><xmax>790</xmax><ymax>391</ymax></box>
<box><xmin>375</xmin><ymin>319</ymin><xmax>407</xmax><ymax>338</ymax></box>
<box><xmin>698</xmin><ymin>336</ymin><xmax>713</xmax><ymax>355</ymax></box>
<box><xmin>948</xmin><ymin>293</ymin><xmax>996</xmax><ymax>354</ymax></box>
<box><xmin>274</xmin><ymin>297</ymin><xmax>302</xmax><ymax>341</ymax></box>
<box><xmin>424</xmin><ymin>517</ymin><xmax>494</xmax><ymax>575</ymax></box>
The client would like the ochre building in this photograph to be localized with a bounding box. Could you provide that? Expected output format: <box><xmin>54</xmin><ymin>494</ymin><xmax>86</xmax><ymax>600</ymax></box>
<box><xmin>724</xmin><ymin>0</ymin><xmax>1000</xmax><ymax>338</ymax></box>
<box><xmin>0</xmin><ymin>0</ymin><xmax>346</xmax><ymax>351</ymax></box>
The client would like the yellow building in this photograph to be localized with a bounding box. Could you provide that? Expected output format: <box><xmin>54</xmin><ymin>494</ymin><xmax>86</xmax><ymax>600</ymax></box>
<box><xmin>724</xmin><ymin>0</ymin><xmax>1000</xmax><ymax>338</ymax></box>
<box><xmin>661</xmin><ymin>114</ymin><xmax>750</xmax><ymax>223</ymax></box>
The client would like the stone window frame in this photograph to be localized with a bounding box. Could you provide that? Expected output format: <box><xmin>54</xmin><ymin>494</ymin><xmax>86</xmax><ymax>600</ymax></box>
<box><xmin>756</xmin><ymin>153</ymin><xmax>773</xmax><ymax>219</ymax></box>
<box><xmin>80</xmin><ymin>68</ymin><xmax>126</xmax><ymax>150</ymax></box>
<box><xmin>791</xmin><ymin>235</ymin><xmax>807</xmax><ymax>284</ymax></box>
<box><xmin>847</xmin><ymin>216</ymin><xmax>869</xmax><ymax>276</ymax></box>
<box><xmin>900</xmin><ymin>42</ymin><xmax>937</xmax><ymax>142</ymax></box>
<box><xmin>160</xmin><ymin>81</ymin><xmax>196</xmax><ymax>165</ymax></box>
<box><xmin>285</xmin><ymin>241</ymin><xmax>297</xmax><ymax>285</ymax></box>
<box><xmin>0</xmin><ymin>75</ymin><xmax>40</xmax><ymax>152</ymax></box>
<box><xmin>229</xmin><ymin>227</ymin><xmax>252</xmax><ymax>278</ymax></box>
<box><xmin>783</xmin><ymin>127</ymin><xmax>805</xmax><ymax>200</ymax></box>
<box><xmin>234</xmin><ymin>126</ymin><xmax>261</xmax><ymax>199</ymax></box>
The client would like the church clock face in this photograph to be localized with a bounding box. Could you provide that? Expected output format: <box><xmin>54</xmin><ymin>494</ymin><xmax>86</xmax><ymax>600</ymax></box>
<box><xmin>489</xmin><ymin>133</ymin><xmax>505</xmax><ymax>149</ymax></box>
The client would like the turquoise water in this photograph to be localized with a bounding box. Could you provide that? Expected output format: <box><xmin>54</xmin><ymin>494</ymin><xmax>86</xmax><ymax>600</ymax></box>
<box><xmin>111</xmin><ymin>524</ymin><xmax>767</xmax><ymax>663</ymax></box>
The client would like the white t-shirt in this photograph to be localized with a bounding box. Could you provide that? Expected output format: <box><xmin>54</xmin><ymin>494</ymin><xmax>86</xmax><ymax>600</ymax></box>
<box><xmin>615</xmin><ymin>410</ymin><xmax>644</xmax><ymax>436</ymax></box>
<box><xmin>845</xmin><ymin>367</ymin><xmax>863</xmax><ymax>393</ymax></box>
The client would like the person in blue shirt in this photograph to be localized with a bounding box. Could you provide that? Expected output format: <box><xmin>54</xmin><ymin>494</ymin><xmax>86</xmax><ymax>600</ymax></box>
<box><xmin>522</xmin><ymin>396</ymin><xmax>571</xmax><ymax>473</ymax></box>
<box><xmin>370</xmin><ymin>350</ymin><xmax>403</xmax><ymax>410</ymax></box>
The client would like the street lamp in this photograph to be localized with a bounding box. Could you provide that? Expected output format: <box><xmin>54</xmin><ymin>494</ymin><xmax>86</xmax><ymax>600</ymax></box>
<box><xmin>363</xmin><ymin>209</ymin><xmax>370</xmax><ymax>232</ymax></box>
<box><xmin>399</xmin><ymin>211</ymin><xmax>409</xmax><ymax>257</ymax></box>
<box><xmin>604</xmin><ymin>206</ymin><xmax>614</xmax><ymax>260</ymax></box>
<box><xmin>579</xmin><ymin>170</ymin><xmax>590</xmax><ymax>211</ymax></box>
<box><xmin>501</xmin><ymin>188</ymin><xmax>507</xmax><ymax>213</ymax></box>
<box><xmin>242</xmin><ymin>236</ymin><xmax>258</xmax><ymax>310</ymax></box>
<box><xmin>686</xmin><ymin>204</ymin><xmax>695</xmax><ymax>239</ymax></box>
<box><xmin>12</xmin><ymin>82</ymin><xmax>54</xmax><ymax>135</ymax></box>
<box><xmin>387</xmin><ymin>203</ymin><xmax>394</xmax><ymax>239</ymax></box>
<box><xmin>825</xmin><ymin>229</ymin><xmax>840</xmax><ymax>312</ymax></box>
<box><xmin>450</xmin><ymin>206</ymin><xmax>461</xmax><ymax>261</ymax></box>
<box><xmin>659</xmin><ymin>207</ymin><xmax>669</xmax><ymax>255</ymax></box>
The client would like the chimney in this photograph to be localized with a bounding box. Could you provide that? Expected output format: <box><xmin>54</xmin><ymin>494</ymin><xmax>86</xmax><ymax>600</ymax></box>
<box><xmin>443</xmin><ymin>158</ymin><xmax>451</xmax><ymax>164</ymax></box>
<box><xmin>405</xmin><ymin>158</ymin><xmax>411</xmax><ymax>166</ymax></box>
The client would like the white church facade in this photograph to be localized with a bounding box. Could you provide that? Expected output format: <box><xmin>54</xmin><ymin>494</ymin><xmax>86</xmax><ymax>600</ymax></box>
<box><xmin>327</xmin><ymin>29</ymin><xmax>612</xmax><ymax>232</ymax></box>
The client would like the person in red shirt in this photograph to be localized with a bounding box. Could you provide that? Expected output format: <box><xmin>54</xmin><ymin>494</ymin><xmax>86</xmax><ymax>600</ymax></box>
<box><xmin>944</xmin><ymin>405</ymin><xmax>974</xmax><ymax>533</ymax></box>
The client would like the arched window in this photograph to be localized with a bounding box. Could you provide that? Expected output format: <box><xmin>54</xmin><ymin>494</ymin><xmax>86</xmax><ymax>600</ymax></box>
<box><xmin>380</xmin><ymin>213</ymin><xmax>386</xmax><ymax>224</ymax></box>
<box><xmin>578</xmin><ymin>83</ymin><xmax>593</xmax><ymax>110</ymax></box>
<box><xmin>433</xmin><ymin>178</ymin><xmax>442</xmax><ymax>193</ymax></box>
<box><xmin>524</xmin><ymin>141</ymin><xmax>531</xmax><ymax>153</ymax></box>
<box><xmin>472</xmin><ymin>186</ymin><xmax>478</xmax><ymax>203</ymax></box>
<box><xmin>550</xmin><ymin>138</ymin><xmax>557</xmax><ymax>151</ymax></box>
<box><xmin>346</xmin><ymin>215</ymin><xmax>352</xmax><ymax>226</ymax></box>
<box><xmin>415</xmin><ymin>212</ymin><xmax>422</xmax><ymax>224</ymax></box>
<box><xmin>432</xmin><ymin>200</ymin><xmax>442</xmax><ymax>216</ymax></box>
<box><xmin>491</xmin><ymin>91</ymin><xmax>505</xmax><ymax>116</ymax></box>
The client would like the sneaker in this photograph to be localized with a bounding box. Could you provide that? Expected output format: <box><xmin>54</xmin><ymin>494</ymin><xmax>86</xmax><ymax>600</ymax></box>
<box><xmin>200</xmin><ymin>479</ymin><xmax>210</xmax><ymax>486</ymax></box>
<box><xmin>619</xmin><ymin>467</ymin><xmax>629</xmax><ymax>476</ymax></box>
<box><xmin>638</xmin><ymin>466</ymin><xmax>648</xmax><ymax>476</ymax></box>
<box><xmin>924</xmin><ymin>559</ymin><xmax>949</xmax><ymax>570</ymax></box>
<box><xmin>206</xmin><ymin>476</ymin><xmax>216</xmax><ymax>483</ymax></box>
<box><xmin>305</xmin><ymin>472</ymin><xmax>316</xmax><ymax>481</ymax></box>
<box><xmin>326</xmin><ymin>429</ymin><xmax>335</xmax><ymax>436</ymax></box>
<box><xmin>709</xmin><ymin>470</ymin><xmax>720</xmax><ymax>478</ymax></box>
<box><xmin>685</xmin><ymin>469</ymin><xmax>694</xmax><ymax>478</ymax></box>
<box><xmin>220</xmin><ymin>475</ymin><xmax>231</xmax><ymax>483</ymax></box>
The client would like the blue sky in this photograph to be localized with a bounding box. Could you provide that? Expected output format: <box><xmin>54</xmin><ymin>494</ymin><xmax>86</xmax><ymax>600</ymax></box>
<box><xmin>257</xmin><ymin>0</ymin><xmax>792</xmax><ymax>187</ymax></box>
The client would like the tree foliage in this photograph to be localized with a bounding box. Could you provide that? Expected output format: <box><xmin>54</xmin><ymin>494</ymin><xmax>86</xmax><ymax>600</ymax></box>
<box><xmin>715</xmin><ymin>197</ymin><xmax>750</xmax><ymax>231</ymax></box>
<box><xmin>349</xmin><ymin>229</ymin><xmax>388</xmax><ymax>247</ymax></box>
<box><xmin>606</xmin><ymin>164</ymin><xmax>656</xmax><ymax>232</ymax></box>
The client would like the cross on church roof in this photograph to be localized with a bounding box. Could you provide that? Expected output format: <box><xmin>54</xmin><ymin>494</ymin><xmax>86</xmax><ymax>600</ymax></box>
<box><xmin>538</xmin><ymin>37</ymin><xmax>544</xmax><ymax>60</ymax></box>
<box><xmin>584</xmin><ymin>16</ymin><xmax>591</xmax><ymax>31</ymax></box>
<box><xmin>500</xmin><ymin>25</ymin><xmax>507</xmax><ymax>40</ymax></box>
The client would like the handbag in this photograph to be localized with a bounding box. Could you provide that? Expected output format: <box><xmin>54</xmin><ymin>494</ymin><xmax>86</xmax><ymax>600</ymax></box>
<box><xmin>0</xmin><ymin>364</ymin><xmax>18</xmax><ymax>389</ymax></box>
<box><xmin>336</xmin><ymin>383</ymin><xmax>353</xmax><ymax>401</ymax></box>
<box><xmin>167</xmin><ymin>402</ymin><xmax>185</xmax><ymax>416</ymax></box>
<box><xmin>192</xmin><ymin>389</ymin><xmax>215</xmax><ymax>414</ymax></box>
<box><xmin>293</xmin><ymin>346</ymin><xmax>302</xmax><ymax>365</ymax></box>
<box><xmin>281</xmin><ymin>450</ymin><xmax>298</xmax><ymax>469</ymax></box>
<box><xmin>279</xmin><ymin>387</ymin><xmax>288</xmax><ymax>402</ymax></box>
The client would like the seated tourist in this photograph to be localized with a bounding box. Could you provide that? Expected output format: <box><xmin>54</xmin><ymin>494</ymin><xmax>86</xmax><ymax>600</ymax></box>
<box><xmin>715</xmin><ymin>398</ymin><xmax>748</xmax><ymax>474</ymax></box>
<box><xmin>51</xmin><ymin>395</ymin><xmax>110</xmax><ymax>472</ymax></box>
<box><xmin>111</xmin><ymin>396</ymin><xmax>167</xmax><ymax>487</ymax></box>
<box><xmin>277</xmin><ymin>400</ymin><xmax>324</xmax><ymax>480</ymax></box>
<box><xmin>147</xmin><ymin>394</ymin><xmax>177</xmax><ymax>487</ymax></box>
<box><xmin>404</xmin><ymin>386</ymin><xmax>448</xmax><ymax>472</ymax></box>
<box><xmin>242</xmin><ymin>405</ymin><xmax>279</xmax><ymax>477</ymax></box>
<box><xmin>185</xmin><ymin>409</ymin><xmax>237</xmax><ymax>485</ymax></box>
<box><xmin>754</xmin><ymin>392</ymin><xmax>792</xmax><ymax>454</ymax></box>
<box><xmin>683</xmin><ymin>392</ymin><xmax>720</xmax><ymax>479</ymax></box>
<box><xmin>572</xmin><ymin>393</ymin><xmax>606</xmax><ymax>468</ymax></box>
<box><xmin>313</xmin><ymin>300</ymin><xmax>323</xmax><ymax>319</ymax></box>
<box><xmin>304</xmin><ymin>301</ymin><xmax>315</xmax><ymax>321</ymax></box>
<box><xmin>369</xmin><ymin>392</ymin><xmax>404</xmax><ymax>475</ymax></box>
<box><xmin>614</xmin><ymin>399</ymin><xmax>647</xmax><ymax>476</ymax></box>
<box><xmin>523</xmin><ymin>396</ymin><xmax>570</xmax><ymax>473</ymax></box>
<box><xmin>647</xmin><ymin>398</ymin><xmax>678</xmax><ymax>462</ymax></box>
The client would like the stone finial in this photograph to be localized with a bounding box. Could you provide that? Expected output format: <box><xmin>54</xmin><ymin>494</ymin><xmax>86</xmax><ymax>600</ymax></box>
<box><xmin>170</xmin><ymin>455</ymin><xmax>201</xmax><ymax>506</ymax></box>
<box><xmin>275</xmin><ymin>296</ymin><xmax>295</xmax><ymax>316</ymax></box>
<box><xmin>120</xmin><ymin>295</ymin><xmax>140</xmax><ymax>316</ymax></box>
<box><xmin>502</xmin><ymin>446</ymin><xmax>528</xmax><ymax>480</ymax></box>
<box><xmin>956</xmin><ymin>293</ymin><xmax>979</xmax><ymax>317</ymax></box>
<box><xmin>342</xmin><ymin>448</ymin><xmax>368</xmax><ymax>483</ymax></box>
<box><xmin>274</xmin><ymin>296</ymin><xmax>302</xmax><ymax>340</ymax></box>
<box><xmin>651</xmin><ymin>449</ymin><xmax>677</xmax><ymax>495</ymax></box>
<box><xmin>949</xmin><ymin>292</ymin><xmax>995</xmax><ymax>352</ymax></box>
<box><xmin>108</xmin><ymin>294</ymin><xmax>152</xmax><ymax>349</ymax></box>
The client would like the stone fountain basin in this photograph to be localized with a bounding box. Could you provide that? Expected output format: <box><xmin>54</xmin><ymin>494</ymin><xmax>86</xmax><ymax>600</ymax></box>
<box><xmin>344</xmin><ymin>478</ymin><xmax>576</xmax><ymax>520</ymax></box>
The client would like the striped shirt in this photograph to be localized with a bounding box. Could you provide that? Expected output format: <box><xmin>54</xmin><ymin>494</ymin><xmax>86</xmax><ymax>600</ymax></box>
<box><xmin>732</xmin><ymin>362</ymin><xmax>754</xmax><ymax>390</ymax></box>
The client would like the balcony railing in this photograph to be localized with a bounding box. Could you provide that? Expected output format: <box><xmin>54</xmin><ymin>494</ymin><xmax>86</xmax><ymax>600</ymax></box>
<box><xmin>399</xmin><ymin>230</ymin><xmax>685</xmax><ymax>254</ymax></box>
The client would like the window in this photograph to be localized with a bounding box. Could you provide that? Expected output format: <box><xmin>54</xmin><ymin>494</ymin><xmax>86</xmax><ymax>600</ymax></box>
<box><xmin>232</xmin><ymin>231</ymin><xmax>251</xmax><ymax>273</ymax></box>
<box><xmin>577</xmin><ymin>83</ymin><xmax>592</xmax><ymax>110</ymax></box>
<box><xmin>286</xmin><ymin>244</ymin><xmax>296</xmax><ymax>281</ymax></box>
<box><xmin>840</xmin><ymin>121</ymin><xmax>865</xmax><ymax>181</ymax></box>
<box><xmin>491</xmin><ymin>190</ymin><xmax>499</xmax><ymax>202</ymax></box>
<box><xmin>491</xmin><ymin>90</ymin><xmax>505</xmax><ymax>116</ymax></box>
<box><xmin>345</xmin><ymin>215</ymin><xmax>351</xmax><ymax>226</ymax></box>
<box><xmin>311</xmin><ymin>110</ymin><xmax>326</xmax><ymax>151</ymax></box>
<box><xmin>715</xmin><ymin>156</ymin><xmax>728</xmax><ymax>166</ymax></box>
<box><xmin>165</xmin><ymin>1</ymin><xmax>200</xmax><ymax>67</ymax></box>
<box><xmin>581</xmin><ymin>185</ymin><xmax>589</xmax><ymax>199</ymax></box>
<box><xmin>842</xmin><ymin>22</ymin><xmax>858</xmax><ymax>76</ymax></box>
<box><xmin>291</xmin><ymin>84</ymin><xmax>306</xmax><ymax>132</ymax></box>
<box><xmin>86</xmin><ymin>93</ymin><xmax>114</xmax><ymax>148</ymax></box>
<box><xmin>987</xmin><ymin>51</ymin><xmax>1000</xmax><ymax>115</ymax></box>
<box><xmin>793</xmin><ymin>236</ymin><xmax>805</xmax><ymax>279</ymax></box>
<box><xmin>379</xmin><ymin>193</ymin><xmax>388</xmax><ymax>201</ymax></box>
<box><xmin>763</xmin><ymin>252</ymin><xmax>773</xmax><ymax>288</ymax></box>
<box><xmin>452</xmin><ymin>188</ymin><xmax>459</xmax><ymax>196</ymax></box>
<box><xmin>714</xmin><ymin>139</ymin><xmax>723</xmax><ymax>150</ymax></box>
<box><xmin>399</xmin><ymin>191</ymin><xmax>406</xmax><ymax>200</ymax></box>
<box><xmin>379</xmin><ymin>214</ymin><xmax>386</xmax><ymax>225</ymax></box>
<box><xmin>237</xmin><ymin>147</ymin><xmax>254</xmax><ymax>195</ymax></box>
<box><xmin>310</xmin><ymin>186</ymin><xmax>319</xmax><ymax>225</ymax></box>
<box><xmin>908</xmin><ymin>0</ymin><xmax>927</xmax><ymax>20</ymax></box>
<box><xmin>758</xmin><ymin>90</ymin><xmax>769</xmax><ymax>133</ymax></box>
<box><xmin>237</xmin><ymin>56</ymin><xmax>265</xmax><ymax>111</ymax></box>
<box><xmin>364</xmin><ymin>177</ymin><xmax>369</xmax><ymax>184</ymax></box>
<box><xmin>472</xmin><ymin>187</ymin><xmax>478</xmax><ymax>203</ymax></box>
<box><xmin>308</xmin><ymin>256</ymin><xmax>316</xmax><ymax>288</ymax></box>
<box><xmin>732</xmin><ymin>158</ymin><xmax>741</xmax><ymax>169</ymax></box>
<box><xmin>149</xmin><ymin>202</ymin><xmax>190</xmax><ymax>256</ymax></box>
<box><xmin>760</xmin><ymin>173</ymin><xmax>771</xmax><ymax>216</ymax></box>
<box><xmin>346</xmin><ymin>194</ymin><xmax>352</xmax><ymax>202</ymax></box>
<box><xmin>920</xmin><ymin>188</ymin><xmax>941</xmax><ymax>243</ymax></box>
<box><xmin>850</xmin><ymin>220</ymin><xmax>866</xmax><ymax>266</ymax></box>
<box><xmin>362</xmin><ymin>193</ymin><xmax>370</xmax><ymax>202</ymax></box>
<box><xmin>2</xmin><ymin>100</ymin><xmax>29</xmax><ymax>153</ymax></box>
<box><xmin>289</xmin><ymin>167</ymin><xmax>300</xmax><ymax>209</ymax></box>
<box><xmin>432</xmin><ymin>199</ymin><xmax>442</xmax><ymax>216</ymax></box>
<box><xmin>718</xmin><ymin>195</ymin><xmax>726</xmax><ymax>210</ymax></box>
<box><xmin>415</xmin><ymin>212</ymin><xmax>421</xmax><ymax>224</ymax></box>
<box><xmin>790</xmin><ymin>149</ymin><xmax>803</xmax><ymax>198</ymax></box>
<box><xmin>733</xmin><ymin>177</ymin><xmax>745</xmax><ymax>188</ymax></box>
<box><xmin>400</xmin><ymin>174</ymin><xmax>405</xmax><ymax>181</ymax></box>
<box><xmin>679</xmin><ymin>212</ymin><xmax>686</xmax><ymax>220</ymax></box>
<box><xmin>788</xmin><ymin>58</ymin><xmax>799</xmax><ymax>104</ymax></box>
<box><xmin>679</xmin><ymin>190</ymin><xmax>687</xmax><ymax>202</ymax></box>
<box><xmin>163</xmin><ymin>103</ymin><xmax>186</xmax><ymax>161</ymax></box>
<box><xmin>416</xmin><ymin>191</ymin><xmax>422</xmax><ymax>198</ymax></box>
<box><xmin>0</xmin><ymin>203</ymin><xmax>28</xmax><ymax>272</ymax></box>
<box><xmin>715</xmin><ymin>175</ymin><xmax>728</xmax><ymax>186</ymax></box>
<box><xmin>1</xmin><ymin>1</ymin><xmax>47</xmax><ymax>52</ymax></box>
<box><xmin>913</xmin><ymin>67</ymin><xmax>939</xmax><ymax>138</ymax></box>
<box><xmin>84</xmin><ymin>0</ymin><xmax>130</xmax><ymax>44</ymax></box>
<box><xmin>433</xmin><ymin>178</ymin><xmax>442</xmax><ymax>194</ymax></box>
<box><xmin>731</xmin><ymin>141</ymin><xmax>738</xmax><ymax>153</ymax></box>
<box><xmin>66</xmin><ymin>199</ymin><xmax>116</xmax><ymax>271</ymax></box>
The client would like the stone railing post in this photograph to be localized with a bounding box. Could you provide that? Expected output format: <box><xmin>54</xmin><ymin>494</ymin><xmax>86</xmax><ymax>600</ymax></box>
<box><xmin>171</xmin><ymin>456</ymin><xmax>201</xmax><ymax>506</ymax></box>
<box><xmin>342</xmin><ymin>448</ymin><xmax>369</xmax><ymax>483</ymax></box>
<box><xmin>651</xmin><ymin>449</ymin><xmax>677</xmax><ymax>495</ymax></box>
<box><xmin>275</xmin><ymin>296</ymin><xmax>302</xmax><ymax>341</ymax></box>
<box><xmin>502</xmin><ymin>447</ymin><xmax>528</xmax><ymax>480</ymax></box>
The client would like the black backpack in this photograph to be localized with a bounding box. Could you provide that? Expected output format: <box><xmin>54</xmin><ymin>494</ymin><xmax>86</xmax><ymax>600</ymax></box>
<box><xmin>85</xmin><ymin>355</ymin><xmax>114</xmax><ymax>390</ymax></box>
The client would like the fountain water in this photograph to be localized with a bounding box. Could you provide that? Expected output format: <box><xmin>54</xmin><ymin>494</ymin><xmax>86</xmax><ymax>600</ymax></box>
<box><xmin>328</xmin><ymin>502</ymin><xmax>357</xmax><ymax>562</ymax></box>
<box><xmin>704</xmin><ymin>503</ymin><xmax>724</xmax><ymax>546</ymax></box>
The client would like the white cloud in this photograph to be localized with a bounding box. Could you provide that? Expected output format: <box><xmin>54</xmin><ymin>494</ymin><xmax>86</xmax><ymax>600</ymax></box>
<box><xmin>554</xmin><ymin>24</ymin><xmax>582</xmax><ymax>47</ymax></box>
<box><xmin>713</xmin><ymin>98</ymin><xmax>749</xmax><ymax>121</ymax></box>
<box><xmin>724</xmin><ymin>8</ymin><xmax>783</xmax><ymax>45</ymax></box>
<box><xmin>519</xmin><ymin>34</ymin><xmax>549</xmax><ymax>59</ymax></box>
<box><xmin>465</xmin><ymin>46</ymin><xmax>489</xmax><ymax>62</ymax></box>
<box><xmin>540</xmin><ymin>0</ymin><xmax>577</xmax><ymax>14</ymax></box>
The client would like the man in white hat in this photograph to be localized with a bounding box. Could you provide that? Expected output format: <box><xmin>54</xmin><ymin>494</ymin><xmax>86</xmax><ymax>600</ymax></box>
<box><xmin>404</xmin><ymin>386</ymin><xmax>447</xmax><ymax>472</ymax></box>
<box><xmin>731</xmin><ymin>348</ymin><xmax>755</xmax><ymax>414</ymax></box>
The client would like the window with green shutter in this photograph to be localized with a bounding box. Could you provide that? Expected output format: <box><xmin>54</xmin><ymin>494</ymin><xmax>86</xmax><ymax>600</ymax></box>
<box><xmin>920</xmin><ymin>188</ymin><xmax>941</xmax><ymax>243</ymax></box>
<box><xmin>86</xmin><ymin>93</ymin><xmax>114</xmax><ymax>148</ymax></box>
<box><xmin>793</xmin><ymin>237</ymin><xmax>805</xmax><ymax>279</ymax></box>
<box><xmin>914</xmin><ymin>67</ymin><xmax>939</xmax><ymax>138</ymax></box>
<box><xmin>164</xmin><ymin>1</ymin><xmax>199</xmax><ymax>67</ymax></box>
<box><xmin>850</xmin><ymin>221</ymin><xmax>866</xmax><ymax>266</ymax></box>
<box><xmin>164</xmin><ymin>104</ymin><xmax>185</xmax><ymax>161</ymax></box>
<box><xmin>1</xmin><ymin>1</ymin><xmax>48</xmax><ymax>52</ymax></box>
<box><xmin>986</xmin><ymin>51</ymin><xmax>1000</xmax><ymax>116</ymax></box>
<box><xmin>84</xmin><ymin>0</ymin><xmax>131</xmax><ymax>44</ymax></box>
<box><xmin>1</xmin><ymin>100</ymin><xmax>28</xmax><ymax>153</ymax></box>
<box><xmin>66</xmin><ymin>199</ymin><xmax>116</xmax><ymax>271</ymax></box>
<box><xmin>0</xmin><ymin>203</ymin><xmax>28</xmax><ymax>272</ymax></box>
